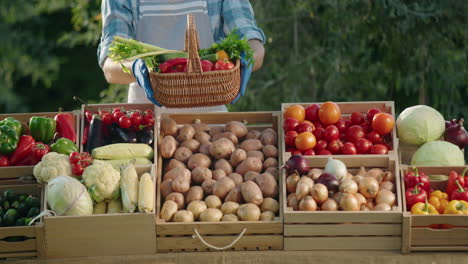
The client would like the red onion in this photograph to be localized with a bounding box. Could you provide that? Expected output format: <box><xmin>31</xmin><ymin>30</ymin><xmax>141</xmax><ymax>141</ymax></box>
<box><xmin>444</xmin><ymin>118</ymin><xmax>468</xmax><ymax>149</ymax></box>
<box><xmin>316</xmin><ymin>173</ymin><xmax>339</xmax><ymax>197</ymax></box>
<box><xmin>283</xmin><ymin>154</ymin><xmax>310</xmax><ymax>175</ymax></box>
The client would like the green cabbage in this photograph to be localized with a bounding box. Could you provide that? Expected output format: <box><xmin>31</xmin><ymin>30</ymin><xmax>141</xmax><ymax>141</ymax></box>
<box><xmin>411</xmin><ymin>141</ymin><xmax>465</xmax><ymax>166</ymax></box>
<box><xmin>47</xmin><ymin>176</ymin><xmax>93</xmax><ymax>216</ymax></box>
<box><xmin>396</xmin><ymin>105</ymin><xmax>445</xmax><ymax>145</ymax></box>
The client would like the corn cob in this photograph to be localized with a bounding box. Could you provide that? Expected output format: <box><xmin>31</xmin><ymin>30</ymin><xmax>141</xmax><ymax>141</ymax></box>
<box><xmin>93</xmin><ymin>201</ymin><xmax>107</xmax><ymax>214</ymax></box>
<box><xmin>120</xmin><ymin>164</ymin><xmax>139</xmax><ymax>213</ymax></box>
<box><xmin>138</xmin><ymin>172</ymin><xmax>154</xmax><ymax>213</ymax></box>
<box><xmin>107</xmin><ymin>199</ymin><xmax>123</xmax><ymax>214</ymax></box>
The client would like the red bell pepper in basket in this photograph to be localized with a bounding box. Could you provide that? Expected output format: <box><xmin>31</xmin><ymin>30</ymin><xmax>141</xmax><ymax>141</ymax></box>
<box><xmin>405</xmin><ymin>183</ymin><xmax>427</xmax><ymax>211</ymax></box>
<box><xmin>31</xmin><ymin>142</ymin><xmax>50</xmax><ymax>164</ymax></box>
<box><xmin>0</xmin><ymin>154</ymin><xmax>9</xmax><ymax>167</ymax></box>
<box><xmin>446</xmin><ymin>170</ymin><xmax>465</xmax><ymax>196</ymax></box>
<box><xmin>54</xmin><ymin>111</ymin><xmax>77</xmax><ymax>143</ymax></box>
<box><xmin>160</xmin><ymin>58</ymin><xmax>188</xmax><ymax>73</ymax></box>
<box><xmin>9</xmin><ymin>135</ymin><xmax>35</xmax><ymax>165</ymax></box>
<box><xmin>404</xmin><ymin>167</ymin><xmax>431</xmax><ymax>194</ymax></box>
<box><xmin>450</xmin><ymin>180</ymin><xmax>468</xmax><ymax>202</ymax></box>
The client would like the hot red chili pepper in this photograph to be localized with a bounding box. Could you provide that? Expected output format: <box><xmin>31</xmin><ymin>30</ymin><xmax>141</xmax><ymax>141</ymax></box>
<box><xmin>214</xmin><ymin>59</ymin><xmax>235</xmax><ymax>71</ymax></box>
<box><xmin>446</xmin><ymin>170</ymin><xmax>466</xmax><ymax>196</ymax></box>
<box><xmin>9</xmin><ymin>135</ymin><xmax>35</xmax><ymax>165</ymax></box>
<box><xmin>31</xmin><ymin>142</ymin><xmax>50</xmax><ymax>164</ymax></box>
<box><xmin>404</xmin><ymin>167</ymin><xmax>431</xmax><ymax>194</ymax></box>
<box><xmin>159</xmin><ymin>58</ymin><xmax>188</xmax><ymax>73</ymax></box>
<box><xmin>0</xmin><ymin>154</ymin><xmax>9</xmax><ymax>167</ymax></box>
<box><xmin>450</xmin><ymin>180</ymin><xmax>468</xmax><ymax>202</ymax></box>
<box><xmin>405</xmin><ymin>183</ymin><xmax>427</xmax><ymax>211</ymax></box>
<box><xmin>54</xmin><ymin>111</ymin><xmax>77</xmax><ymax>143</ymax></box>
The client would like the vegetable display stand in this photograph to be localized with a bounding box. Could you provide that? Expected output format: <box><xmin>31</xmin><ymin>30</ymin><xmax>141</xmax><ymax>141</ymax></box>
<box><xmin>42</xmin><ymin>166</ymin><xmax>156</xmax><ymax>259</ymax></box>
<box><xmin>280</xmin><ymin>101</ymin><xmax>399</xmax><ymax>165</ymax></box>
<box><xmin>155</xmin><ymin>112</ymin><xmax>283</xmax><ymax>252</ymax></box>
<box><xmin>283</xmin><ymin>156</ymin><xmax>403</xmax><ymax>251</ymax></box>
<box><xmin>401</xmin><ymin>166</ymin><xmax>468</xmax><ymax>253</ymax></box>
<box><xmin>0</xmin><ymin>184</ymin><xmax>45</xmax><ymax>259</ymax></box>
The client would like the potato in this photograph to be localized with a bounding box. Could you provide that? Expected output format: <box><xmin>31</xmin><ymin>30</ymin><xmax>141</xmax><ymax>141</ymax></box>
<box><xmin>212</xmin><ymin>132</ymin><xmax>239</xmax><ymax>145</ymax></box>
<box><xmin>160</xmin><ymin>200</ymin><xmax>178</xmax><ymax>221</ymax></box>
<box><xmin>265</xmin><ymin>167</ymin><xmax>279</xmax><ymax>181</ymax></box>
<box><xmin>161</xmin><ymin>179</ymin><xmax>173</xmax><ymax>198</ymax></box>
<box><xmin>245</xmin><ymin>130</ymin><xmax>261</xmax><ymax>140</ymax></box>
<box><xmin>225</xmin><ymin>186</ymin><xmax>242</xmax><ymax>203</ymax></box>
<box><xmin>172</xmin><ymin>175</ymin><xmax>190</xmax><ymax>193</ymax></box>
<box><xmin>160</xmin><ymin>118</ymin><xmax>178</xmax><ymax>136</ymax></box>
<box><xmin>244</xmin><ymin>171</ymin><xmax>260</xmax><ymax>182</ymax></box>
<box><xmin>192</xmin><ymin>167</ymin><xmax>213</xmax><ymax>184</ymax></box>
<box><xmin>230</xmin><ymin>149</ymin><xmax>246</xmax><ymax>167</ymax></box>
<box><xmin>201</xmin><ymin>179</ymin><xmax>216</xmax><ymax>195</ymax></box>
<box><xmin>165</xmin><ymin>192</ymin><xmax>185</xmax><ymax>209</ymax></box>
<box><xmin>221</xmin><ymin>201</ymin><xmax>240</xmax><ymax>215</ymax></box>
<box><xmin>205</xmin><ymin>195</ymin><xmax>222</xmax><ymax>209</ymax></box>
<box><xmin>177</xmin><ymin>124</ymin><xmax>195</xmax><ymax>142</ymax></box>
<box><xmin>260</xmin><ymin>211</ymin><xmax>275</xmax><ymax>221</ymax></box>
<box><xmin>213</xmin><ymin>177</ymin><xmax>236</xmax><ymax>199</ymax></box>
<box><xmin>165</xmin><ymin>159</ymin><xmax>186</xmax><ymax>173</ymax></box>
<box><xmin>173</xmin><ymin>147</ymin><xmax>193</xmax><ymax>163</ymax></box>
<box><xmin>181</xmin><ymin>139</ymin><xmax>200</xmax><ymax>153</ymax></box>
<box><xmin>222</xmin><ymin>214</ymin><xmax>239</xmax><ymax>222</ymax></box>
<box><xmin>263</xmin><ymin>157</ymin><xmax>278</xmax><ymax>169</ymax></box>
<box><xmin>210</xmin><ymin>138</ymin><xmax>236</xmax><ymax>159</ymax></box>
<box><xmin>164</xmin><ymin>167</ymin><xmax>191</xmax><ymax>181</ymax></box>
<box><xmin>260</xmin><ymin>128</ymin><xmax>278</xmax><ymax>146</ymax></box>
<box><xmin>237</xmin><ymin>203</ymin><xmax>261</xmax><ymax>221</ymax></box>
<box><xmin>260</xmin><ymin>198</ymin><xmax>279</xmax><ymax>213</ymax></box>
<box><xmin>262</xmin><ymin>145</ymin><xmax>278</xmax><ymax>158</ymax></box>
<box><xmin>160</xmin><ymin>136</ymin><xmax>177</xmax><ymax>158</ymax></box>
<box><xmin>287</xmin><ymin>193</ymin><xmax>299</xmax><ymax>210</ymax></box>
<box><xmin>241</xmin><ymin>181</ymin><xmax>263</xmax><ymax>205</ymax></box>
<box><xmin>228</xmin><ymin>173</ymin><xmax>243</xmax><ymax>187</ymax></box>
<box><xmin>247</xmin><ymin>151</ymin><xmax>264</xmax><ymax>162</ymax></box>
<box><xmin>240</xmin><ymin>139</ymin><xmax>263</xmax><ymax>152</ymax></box>
<box><xmin>225</xmin><ymin>121</ymin><xmax>248</xmax><ymax>139</ymax></box>
<box><xmin>212</xmin><ymin>169</ymin><xmax>227</xmax><ymax>181</ymax></box>
<box><xmin>186</xmin><ymin>186</ymin><xmax>204</xmax><ymax>204</ymax></box>
<box><xmin>200</xmin><ymin>208</ymin><xmax>223</xmax><ymax>222</ymax></box>
<box><xmin>173</xmin><ymin>210</ymin><xmax>194</xmax><ymax>222</ymax></box>
<box><xmin>187</xmin><ymin>200</ymin><xmax>207</xmax><ymax>220</ymax></box>
<box><xmin>199</xmin><ymin>142</ymin><xmax>212</xmax><ymax>155</ymax></box>
<box><xmin>255</xmin><ymin>173</ymin><xmax>278</xmax><ymax>198</ymax></box>
<box><xmin>192</xmin><ymin>122</ymin><xmax>209</xmax><ymax>133</ymax></box>
<box><xmin>209</xmin><ymin>126</ymin><xmax>224</xmax><ymax>137</ymax></box>
<box><xmin>187</xmin><ymin>153</ymin><xmax>211</xmax><ymax>170</ymax></box>
<box><xmin>215</xmin><ymin>159</ymin><xmax>233</xmax><ymax>175</ymax></box>
<box><xmin>235</xmin><ymin>157</ymin><xmax>263</xmax><ymax>175</ymax></box>
<box><xmin>195</xmin><ymin>131</ymin><xmax>211</xmax><ymax>144</ymax></box>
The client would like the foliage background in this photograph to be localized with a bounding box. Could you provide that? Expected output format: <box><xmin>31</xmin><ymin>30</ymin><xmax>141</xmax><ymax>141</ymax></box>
<box><xmin>0</xmin><ymin>1</ymin><xmax>466</xmax><ymax>121</ymax></box>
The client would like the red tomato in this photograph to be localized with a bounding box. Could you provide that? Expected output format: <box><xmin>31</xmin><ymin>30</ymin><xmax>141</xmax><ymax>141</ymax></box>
<box><xmin>113</xmin><ymin>111</ymin><xmax>125</xmax><ymax>122</ymax></box>
<box><xmin>112</xmin><ymin>108</ymin><xmax>121</xmax><ymax>114</ymax></box>
<box><xmin>355</xmin><ymin>138</ymin><xmax>372</xmax><ymax>154</ymax></box>
<box><xmin>214</xmin><ymin>59</ymin><xmax>234</xmax><ymax>71</ymax></box>
<box><xmin>144</xmin><ymin>109</ymin><xmax>154</xmax><ymax>116</ymax></box>
<box><xmin>317</xmin><ymin>149</ymin><xmax>332</xmax><ymax>155</ymax></box>
<box><xmin>119</xmin><ymin>116</ymin><xmax>132</xmax><ymax>129</ymax></box>
<box><xmin>350</xmin><ymin>112</ymin><xmax>364</xmax><ymax>125</ymax></box>
<box><xmin>314</xmin><ymin>139</ymin><xmax>328</xmax><ymax>151</ymax></box>
<box><xmin>301</xmin><ymin>120</ymin><xmax>315</xmax><ymax>127</ymax></box>
<box><xmin>286</xmin><ymin>147</ymin><xmax>297</xmax><ymax>153</ymax></box>
<box><xmin>142</xmin><ymin>114</ymin><xmax>155</xmax><ymax>126</ymax></box>
<box><xmin>295</xmin><ymin>132</ymin><xmax>317</xmax><ymax>151</ymax></box>
<box><xmin>0</xmin><ymin>155</ymin><xmax>9</xmax><ymax>167</ymax></box>
<box><xmin>85</xmin><ymin>110</ymin><xmax>93</xmax><ymax>123</ymax></box>
<box><xmin>296</xmin><ymin>123</ymin><xmax>314</xmax><ymax>134</ymax></box>
<box><xmin>327</xmin><ymin>139</ymin><xmax>343</xmax><ymax>154</ymax></box>
<box><xmin>99</xmin><ymin>110</ymin><xmax>109</xmax><ymax>117</ymax></box>
<box><xmin>342</xmin><ymin>142</ymin><xmax>357</xmax><ymax>155</ymax></box>
<box><xmin>101</xmin><ymin>113</ymin><xmax>113</xmax><ymax>125</ymax></box>
<box><xmin>324</xmin><ymin>125</ymin><xmax>340</xmax><ymax>142</ymax></box>
<box><xmin>369</xmin><ymin>144</ymin><xmax>388</xmax><ymax>154</ymax></box>
<box><xmin>285</xmin><ymin>131</ymin><xmax>298</xmax><ymax>147</ymax></box>
<box><xmin>313</xmin><ymin>127</ymin><xmax>325</xmax><ymax>140</ymax></box>
<box><xmin>345</xmin><ymin>125</ymin><xmax>365</xmax><ymax>143</ymax></box>
<box><xmin>318</xmin><ymin>101</ymin><xmax>341</xmax><ymax>125</ymax></box>
<box><xmin>360</xmin><ymin>122</ymin><xmax>372</xmax><ymax>133</ymax></box>
<box><xmin>335</xmin><ymin>119</ymin><xmax>348</xmax><ymax>134</ymax></box>
<box><xmin>305</xmin><ymin>104</ymin><xmax>320</xmax><ymax>122</ymax></box>
<box><xmin>313</xmin><ymin>122</ymin><xmax>323</xmax><ymax>129</ymax></box>
<box><xmin>283</xmin><ymin>118</ymin><xmax>299</xmax><ymax>132</ymax></box>
<box><xmin>302</xmin><ymin>149</ymin><xmax>315</xmax><ymax>156</ymax></box>
<box><xmin>366</xmin><ymin>108</ymin><xmax>381</xmax><ymax>123</ymax></box>
<box><xmin>372</xmin><ymin>113</ymin><xmax>395</xmax><ymax>135</ymax></box>
<box><xmin>284</xmin><ymin>105</ymin><xmax>306</xmax><ymax>123</ymax></box>
<box><xmin>69</xmin><ymin>152</ymin><xmax>82</xmax><ymax>164</ymax></box>
<box><xmin>71</xmin><ymin>163</ymin><xmax>84</xmax><ymax>176</ymax></box>
<box><xmin>130</xmin><ymin>112</ymin><xmax>142</xmax><ymax>127</ymax></box>
<box><xmin>366</xmin><ymin>131</ymin><xmax>384</xmax><ymax>144</ymax></box>
<box><xmin>292</xmin><ymin>149</ymin><xmax>302</xmax><ymax>155</ymax></box>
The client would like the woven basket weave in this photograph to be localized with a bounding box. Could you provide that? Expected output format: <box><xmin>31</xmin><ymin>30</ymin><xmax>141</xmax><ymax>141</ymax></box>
<box><xmin>149</xmin><ymin>14</ymin><xmax>241</xmax><ymax>108</ymax></box>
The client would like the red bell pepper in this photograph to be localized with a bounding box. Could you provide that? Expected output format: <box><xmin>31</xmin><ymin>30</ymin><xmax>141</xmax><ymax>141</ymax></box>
<box><xmin>15</xmin><ymin>155</ymin><xmax>33</xmax><ymax>166</ymax></box>
<box><xmin>31</xmin><ymin>142</ymin><xmax>50</xmax><ymax>164</ymax></box>
<box><xmin>0</xmin><ymin>154</ymin><xmax>9</xmax><ymax>167</ymax></box>
<box><xmin>404</xmin><ymin>167</ymin><xmax>431</xmax><ymax>194</ymax></box>
<box><xmin>200</xmin><ymin>60</ymin><xmax>214</xmax><ymax>72</ymax></box>
<box><xmin>54</xmin><ymin>111</ymin><xmax>77</xmax><ymax>143</ymax></box>
<box><xmin>9</xmin><ymin>135</ymin><xmax>35</xmax><ymax>165</ymax></box>
<box><xmin>462</xmin><ymin>167</ymin><xmax>468</xmax><ymax>188</ymax></box>
<box><xmin>82</xmin><ymin>125</ymin><xmax>89</xmax><ymax>146</ymax></box>
<box><xmin>450</xmin><ymin>180</ymin><xmax>468</xmax><ymax>202</ymax></box>
<box><xmin>160</xmin><ymin>58</ymin><xmax>188</xmax><ymax>73</ymax></box>
<box><xmin>405</xmin><ymin>183</ymin><xmax>427</xmax><ymax>211</ymax></box>
<box><xmin>446</xmin><ymin>170</ymin><xmax>465</xmax><ymax>196</ymax></box>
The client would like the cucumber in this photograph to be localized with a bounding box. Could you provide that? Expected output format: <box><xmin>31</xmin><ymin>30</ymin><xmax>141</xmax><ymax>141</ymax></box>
<box><xmin>92</xmin><ymin>143</ymin><xmax>154</xmax><ymax>160</ymax></box>
<box><xmin>17</xmin><ymin>202</ymin><xmax>28</xmax><ymax>217</ymax></box>
<box><xmin>4</xmin><ymin>189</ymin><xmax>16</xmax><ymax>202</ymax></box>
<box><xmin>3</xmin><ymin>208</ymin><xmax>18</xmax><ymax>226</ymax></box>
<box><xmin>15</xmin><ymin>217</ymin><xmax>27</xmax><ymax>226</ymax></box>
<box><xmin>155</xmin><ymin>52</ymin><xmax>188</xmax><ymax>63</ymax></box>
<box><xmin>201</xmin><ymin>53</ymin><xmax>218</xmax><ymax>62</ymax></box>
<box><xmin>27</xmin><ymin>207</ymin><xmax>40</xmax><ymax>218</ymax></box>
<box><xmin>25</xmin><ymin>195</ymin><xmax>40</xmax><ymax>209</ymax></box>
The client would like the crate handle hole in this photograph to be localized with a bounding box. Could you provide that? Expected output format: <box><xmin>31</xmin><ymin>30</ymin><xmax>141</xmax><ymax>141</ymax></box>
<box><xmin>192</xmin><ymin>227</ymin><xmax>247</xmax><ymax>251</ymax></box>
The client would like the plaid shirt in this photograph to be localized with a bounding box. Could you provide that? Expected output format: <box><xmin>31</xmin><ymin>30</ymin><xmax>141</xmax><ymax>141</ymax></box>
<box><xmin>98</xmin><ymin>0</ymin><xmax>266</xmax><ymax>67</ymax></box>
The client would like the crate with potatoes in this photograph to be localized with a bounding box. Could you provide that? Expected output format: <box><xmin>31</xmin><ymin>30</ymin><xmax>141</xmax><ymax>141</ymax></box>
<box><xmin>156</xmin><ymin>112</ymin><xmax>283</xmax><ymax>252</ymax></box>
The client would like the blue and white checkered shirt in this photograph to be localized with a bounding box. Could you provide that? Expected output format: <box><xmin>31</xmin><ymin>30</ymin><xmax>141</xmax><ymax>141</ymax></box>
<box><xmin>98</xmin><ymin>0</ymin><xmax>266</xmax><ymax>67</ymax></box>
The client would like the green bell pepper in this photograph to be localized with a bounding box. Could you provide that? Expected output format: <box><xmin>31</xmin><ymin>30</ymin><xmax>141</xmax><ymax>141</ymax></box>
<box><xmin>29</xmin><ymin>117</ymin><xmax>56</xmax><ymax>144</ymax></box>
<box><xmin>0</xmin><ymin>117</ymin><xmax>22</xmax><ymax>135</ymax></box>
<box><xmin>51</xmin><ymin>138</ymin><xmax>78</xmax><ymax>155</ymax></box>
<box><xmin>0</xmin><ymin>125</ymin><xmax>19</xmax><ymax>155</ymax></box>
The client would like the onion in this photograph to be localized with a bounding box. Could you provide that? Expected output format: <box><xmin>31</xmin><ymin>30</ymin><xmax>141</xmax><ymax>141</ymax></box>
<box><xmin>354</xmin><ymin>193</ymin><xmax>366</xmax><ymax>206</ymax></box>
<box><xmin>373</xmin><ymin>203</ymin><xmax>391</xmax><ymax>211</ymax></box>
<box><xmin>366</xmin><ymin>199</ymin><xmax>375</xmax><ymax>209</ymax></box>
<box><xmin>311</xmin><ymin>184</ymin><xmax>328</xmax><ymax>204</ymax></box>
<box><xmin>286</xmin><ymin>173</ymin><xmax>301</xmax><ymax>194</ymax></box>
<box><xmin>307</xmin><ymin>168</ymin><xmax>323</xmax><ymax>181</ymax></box>
<box><xmin>382</xmin><ymin>171</ymin><xmax>395</xmax><ymax>183</ymax></box>
<box><xmin>359</xmin><ymin>177</ymin><xmax>380</xmax><ymax>199</ymax></box>
<box><xmin>284</xmin><ymin>154</ymin><xmax>310</xmax><ymax>175</ymax></box>
<box><xmin>353</xmin><ymin>175</ymin><xmax>364</xmax><ymax>185</ymax></box>
<box><xmin>365</xmin><ymin>168</ymin><xmax>385</xmax><ymax>184</ymax></box>
<box><xmin>339</xmin><ymin>193</ymin><xmax>359</xmax><ymax>211</ymax></box>
<box><xmin>376</xmin><ymin>189</ymin><xmax>396</xmax><ymax>206</ymax></box>
<box><xmin>356</xmin><ymin>166</ymin><xmax>366</xmax><ymax>177</ymax></box>
<box><xmin>343</xmin><ymin>172</ymin><xmax>354</xmax><ymax>181</ymax></box>
<box><xmin>299</xmin><ymin>196</ymin><xmax>317</xmax><ymax>211</ymax></box>
<box><xmin>380</xmin><ymin>181</ymin><xmax>395</xmax><ymax>193</ymax></box>
<box><xmin>339</xmin><ymin>179</ymin><xmax>358</xmax><ymax>194</ymax></box>
<box><xmin>360</xmin><ymin>205</ymin><xmax>371</xmax><ymax>211</ymax></box>
<box><xmin>325</xmin><ymin>157</ymin><xmax>347</xmax><ymax>181</ymax></box>
<box><xmin>287</xmin><ymin>193</ymin><xmax>299</xmax><ymax>210</ymax></box>
<box><xmin>332</xmin><ymin>192</ymin><xmax>344</xmax><ymax>204</ymax></box>
<box><xmin>317</xmin><ymin>173</ymin><xmax>340</xmax><ymax>197</ymax></box>
<box><xmin>296</xmin><ymin>176</ymin><xmax>314</xmax><ymax>199</ymax></box>
<box><xmin>321</xmin><ymin>199</ymin><xmax>338</xmax><ymax>211</ymax></box>
<box><xmin>444</xmin><ymin>118</ymin><xmax>468</xmax><ymax>149</ymax></box>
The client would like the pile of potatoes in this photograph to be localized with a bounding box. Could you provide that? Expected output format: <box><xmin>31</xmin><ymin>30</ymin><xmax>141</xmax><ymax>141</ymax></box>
<box><xmin>159</xmin><ymin>118</ymin><xmax>280</xmax><ymax>222</ymax></box>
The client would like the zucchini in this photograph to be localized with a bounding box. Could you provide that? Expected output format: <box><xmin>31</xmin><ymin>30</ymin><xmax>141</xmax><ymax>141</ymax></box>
<box><xmin>91</xmin><ymin>143</ymin><xmax>153</xmax><ymax>160</ymax></box>
<box><xmin>201</xmin><ymin>53</ymin><xmax>218</xmax><ymax>63</ymax></box>
<box><xmin>155</xmin><ymin>52</ymin><xmax>188</xmax><ymax>63</ymax></box>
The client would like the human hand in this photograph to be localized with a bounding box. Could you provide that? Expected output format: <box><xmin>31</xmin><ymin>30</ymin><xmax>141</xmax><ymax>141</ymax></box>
<box><xmin>131</xmin><ymin>59</ymin><xmax>162</xmax><ymax>106</ymax></box>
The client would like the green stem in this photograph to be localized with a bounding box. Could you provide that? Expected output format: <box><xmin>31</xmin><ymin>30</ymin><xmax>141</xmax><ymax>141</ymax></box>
<box><xmin>113</xmin><ymin>36</ymin><xmax>167</xmax><ymax>52</ymax></box>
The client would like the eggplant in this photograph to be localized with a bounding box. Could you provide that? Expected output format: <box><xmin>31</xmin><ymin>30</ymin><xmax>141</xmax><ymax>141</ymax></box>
<box><xmin>137</xmin><ymin>127</ymin><xmax>154</xmax><ymax>145</ymax></box>
<box><xmin>111</xmin><ymin>124</ymin><xmax>137</xmax><ymax>143</ymax></box>
<box><xmin>84</xmin><ymin>114</ymin><xmax>103</xmax><ymax>153</ymax></box>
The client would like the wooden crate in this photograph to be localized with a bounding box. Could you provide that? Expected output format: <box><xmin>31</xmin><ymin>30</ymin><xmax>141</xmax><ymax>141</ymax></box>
<box><xmin>0</xmin><ymin>111</ymin><xmax>81</xmax><ymax>180</ymax></box>
<box><xmin>401</xmin><ymin>166</ymin><xmax>468</xmax><ymax>253</ymax></box>
<box><xmin>43</xmin><ymin>166</ymin><xmax>157</xmax><ymax>258</ymax></box>
<box><xmin>283</xmin><ymin>156</ymin><xmax>403</xmax><ymax>251</ymax></box>
<box><xmin>155</xmin><ymin>112</ymin><xmax>284</xmax><ymax>252</ymax></box>
<box><xmin>280</xmin><ymin>101</ymin><xmax>398</xmax><ymax>164</ymax></box>
<box><xmin>0</xmin><ymin>184</ymin><xmax>45</xmax><ymax>259</ymax></box>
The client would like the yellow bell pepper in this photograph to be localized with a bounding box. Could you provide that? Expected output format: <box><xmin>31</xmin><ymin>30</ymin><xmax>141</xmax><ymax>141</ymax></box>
<box><xmin>411</xmin><ymin>201</ymin><xmax>439</xmax><ymax>215</ymax></box>
<box><xmin>216</xmin><ymin>50</ymin><xmax>230</xmax><ymax>61</ymax></box>
<box><xmin>443</xmin><ymin>200</ymin><xmax>468</xmax><ymax>215</ymax></box>
<box><xmin>429</xmin><ymin>190</ymin><xmax>449</xmax><ymax>214</ymax></box>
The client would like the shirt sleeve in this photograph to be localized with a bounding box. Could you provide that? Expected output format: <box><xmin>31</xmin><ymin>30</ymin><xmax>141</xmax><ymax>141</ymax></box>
<box><xmin>222</xmin><ymin>0</ymin><xmax>266</xmax><ymax>44</ymax></box>
<box><xmin>97</xmin><ymin>0</ymin><xmax>135</xmax><ymax>68</ymax></box>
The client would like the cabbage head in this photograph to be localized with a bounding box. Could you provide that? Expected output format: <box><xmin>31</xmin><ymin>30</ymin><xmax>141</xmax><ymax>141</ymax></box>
<box><xmin>397</xmin><ymin>105</ymin><xmax>445</xmax><ymax>145</ymax></box>
<box><xmin>47</xmin><ymin>176</ymin><xmax>93</xmax><ymax>216</ymax></box>
<box><xmin>411</xmin><ymin>141</ymin><xmax>465</xmax><ymax>166</ymax></box>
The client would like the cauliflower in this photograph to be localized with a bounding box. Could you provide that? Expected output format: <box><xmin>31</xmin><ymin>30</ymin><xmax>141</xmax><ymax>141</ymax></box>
<box><xmin>33</xmin><ymin>152</ymin><xmax>72</xmax><ymax>183</ymax></box>
<box><xmin>82</xmin><ymin>161</ymin><xmax>121</xmax><ymax>203</ymax></box>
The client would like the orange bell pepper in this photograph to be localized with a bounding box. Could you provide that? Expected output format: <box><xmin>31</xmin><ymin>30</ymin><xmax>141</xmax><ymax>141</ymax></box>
<box><xmin>429</xmin><ymin>190</ymin><xmax>449</xmax><ymax>214</ymax></box>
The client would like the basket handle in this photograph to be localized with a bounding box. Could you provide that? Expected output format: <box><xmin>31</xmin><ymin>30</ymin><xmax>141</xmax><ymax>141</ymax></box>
<box><xmin>192</xmin><ymin>227</ymin><xmax>247</xmax><ymax>250</ymax></box>
<box><xmin>185</xmin><ymin>14</ymin><xmax>203</xmax><ymax>74</ymax></box>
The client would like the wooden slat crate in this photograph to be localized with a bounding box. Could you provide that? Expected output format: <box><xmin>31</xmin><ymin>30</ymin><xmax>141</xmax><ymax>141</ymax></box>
<box><xmin>280</xmin><ymin>101</ymin><xmax>398</xmax><ymax>164</ymax></box>
<box><xmin>401</xmin><ymin>166</ymin><xmax>468</xmax><ymax>253</ymax></box>
<box><xmin>0</xmin><ymin>111</ymin><xmax>81</xmax><ymax>180</ymax></box>
<box><xmin>0</xmin><ymin>184</ymin><xmax>45</xmax><ymax>259</ymax></box>
<box><xmin>155</xmin><ymin>112</ymin><xmax>284</xmax><ymax>252</ymax></box>
<box><xmin>43</xmin><ymin>166</ymin><xmax>156</xmax><ymax>258</ymax></box>
<box><xmin>283</xmin><ymin>156</ymin><xmax>403</xmax><ymax>251</ymax></box>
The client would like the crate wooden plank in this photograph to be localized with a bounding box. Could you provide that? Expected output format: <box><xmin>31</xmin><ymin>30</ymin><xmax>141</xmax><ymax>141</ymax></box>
<box><xmin>284</xmin><ymin>237</ymin><xmax>401</xmax><ymax>251</ymax></box>
<box><xmin>411</xmin><ymin>228</ymin><xmax>468</xmax><ymax>246</ymax></box>
<box><xmin>0</xmin><ymin>251</ymin><xmax>37</xmax><ymax>258</ymax></box>
<box><xmin>0</xmin><ymin>226</ymin><xmax>36</xmax><ymax>238</ymax></box>
<box><xmin>411</xmin><ymin>215</ymin><xmax>468</xmax><ymax>226</ymax></box>
<box><xmin>284</xmin><ymin>211</ymin><xmax>402</xmax><ymax>224</ymax></box>
<box><xmin>157</xmin><ymin>221</ymin><xmax>282</xmax><ymax>236</ymax></box>
<box><xmin>409</xmin><ymin>246</ymin><xmax>468</xmax><ymax>252</ymax></box>
<box><xmin>0</xmin><ymin>239</ymin><xmax>36</xmax><ymax>253</ymax></box>
<box><xmin>402</xmin><ymin>213</ymin><xmax>411</xmax><ymax>254</ymax></box>
<box><xmin>0</xmin><ymin>167</ymin><xmax>34</xmax><ymax>181</ymax></box>
<box><xmin>285</xmin><ymin>223</ymin><xmax>401</xmax><ymax>236</ymax></box>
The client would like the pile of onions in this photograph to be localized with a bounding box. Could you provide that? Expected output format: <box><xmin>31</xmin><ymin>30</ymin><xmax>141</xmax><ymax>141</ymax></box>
<box><xmin>284</xmin><ymin>154</ymin><xmax>310</xmax><ymax>175</ymax></box>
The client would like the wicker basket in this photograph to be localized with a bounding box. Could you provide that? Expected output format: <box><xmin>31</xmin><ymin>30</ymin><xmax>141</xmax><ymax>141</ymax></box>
<box><xmin>149</xmin><ymin>14</ymin><xmax>241</xmax><ymax>108</ymax></box>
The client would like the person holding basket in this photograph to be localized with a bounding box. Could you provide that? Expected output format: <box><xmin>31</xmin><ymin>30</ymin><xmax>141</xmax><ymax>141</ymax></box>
<box><xmin>98</xmin><ymin>0</ymin><xmax>265</xmax><ymax>112</ymax></box>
